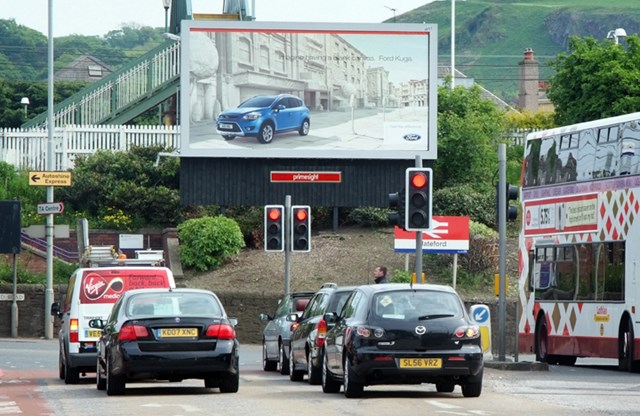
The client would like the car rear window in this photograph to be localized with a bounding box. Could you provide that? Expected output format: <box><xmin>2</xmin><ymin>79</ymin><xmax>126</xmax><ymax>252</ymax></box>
<box><xmin>371</xmin><ymin>290</ymin><xmax>463</xmax><ymax>320</ymax></box>
<box><xmin>127</xmin><ymin>292</ymin><xmax>222</xmax><ymax>317</ymax></box>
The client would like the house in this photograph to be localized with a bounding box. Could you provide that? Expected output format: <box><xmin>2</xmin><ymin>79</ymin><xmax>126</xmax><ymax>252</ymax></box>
<box><xmin>54</xmin><ymin>54</ymin><xmax>113</xmax><ymax>83</ymax></box>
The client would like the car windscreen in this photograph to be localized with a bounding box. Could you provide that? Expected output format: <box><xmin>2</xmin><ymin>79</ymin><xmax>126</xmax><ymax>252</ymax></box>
<box><xmin>370</xmin><ymin>290</ymin><xmax>463</xmax><ymax>321</ymax></box>
<box><xmin>127</xmin><ymin>292</ymin><xmax>222</xmax><ymax>317</ymax></box>
<box><xmin>239</xmin><ymin>96</ymin><xmax>276</xmax><ymax>108</ymax></box>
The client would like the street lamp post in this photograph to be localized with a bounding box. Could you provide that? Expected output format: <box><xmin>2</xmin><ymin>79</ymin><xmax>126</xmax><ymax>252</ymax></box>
<box><xmin>607</xmin><ymin>28</ymin><xmax>627</xmax><ymax>45</ymax></box>
<box><xmin>20</xmin><ymin>97</ymin><xmax>30</xmax><ymax>118</ymax></box>
<box><xmin>162</xmin><ymin>0</ymin><xmax>171</xmax><ymax>33</ymax></box>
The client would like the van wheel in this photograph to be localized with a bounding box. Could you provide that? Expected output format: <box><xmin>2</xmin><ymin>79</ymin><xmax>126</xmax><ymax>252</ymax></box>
<box><xmin>58</xmin><ymin>350</ymin><xmax>65</xmax><ymax>380</ymax></box>
<box><xmin>106</xmin><ymin>356</ymin><xmax>126</xmax><ymax>396</ymax></box>
<box><xmin>63</xmin><ymin>351</ymin><xmax>80</xmax><ymax>385</ymax></box>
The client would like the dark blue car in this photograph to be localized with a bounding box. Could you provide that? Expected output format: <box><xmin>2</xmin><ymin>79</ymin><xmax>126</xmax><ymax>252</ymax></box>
<box><xmin>216</xmin><ymin>94</ymin><xmax>310</xmax><ymax>144</ymax></box>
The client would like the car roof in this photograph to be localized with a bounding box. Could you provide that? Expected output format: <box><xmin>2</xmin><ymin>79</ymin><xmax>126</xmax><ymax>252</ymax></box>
<box><xmin>123</xmin><ymin>288</ymin><xmax>215</xmax><ymax>297</ymax></box>
<box><xmin>358</xmin><ymin>283</ymin><xmax>457</xmax><ymax>295</ymax></box>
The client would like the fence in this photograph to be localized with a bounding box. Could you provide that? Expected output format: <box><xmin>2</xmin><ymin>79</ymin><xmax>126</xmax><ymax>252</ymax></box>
<box><xmin>1</xmin><ymin>124</ymin><xmax>180</xmax><ymax>170</ymax></box>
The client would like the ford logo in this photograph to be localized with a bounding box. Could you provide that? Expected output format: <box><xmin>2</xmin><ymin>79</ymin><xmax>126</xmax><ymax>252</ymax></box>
<box><xmin>403</xmin><ymin>133</ymin><xmax>421</xmax><ymax>141</ymax></box>
<box><xmin>415</xmin><ymin>325</ymin><xmax>426</xmax><ymax>335</ymax></box>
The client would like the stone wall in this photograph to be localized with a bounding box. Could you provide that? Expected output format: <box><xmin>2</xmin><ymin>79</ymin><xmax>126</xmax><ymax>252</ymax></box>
<box><xmin>0</xmin><ymin>284</ymin><xmax>518</xmax><ymax>355</ymax></box>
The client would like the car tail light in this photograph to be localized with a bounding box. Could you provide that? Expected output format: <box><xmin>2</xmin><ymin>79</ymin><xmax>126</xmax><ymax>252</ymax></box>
<box><xmin>118</xmin><ymin>325</ymin><xmax>149</xmax><ymax>341</ymax></box>
<box><xmin>206</xmin><ymin>324</ymin><xmax>236</xmax><ymax>340</ymax></box>
<box><xmin>315</xmin><ymin>319</ymin><xmax>327</xmax><ymax>348</ymax></box>
<box><xmin>453</xmin><ymin>325</ymin><xmax>480</xmax><ymax>340</ymax></box>
<box><xmin>290</xmin><ymin>322</ymin><xmax>300</xmax><ymax>332</ymax></box>
<box><xmin>355</xmin><ymin>326</ymin><xmax>385</xmax><ymax>338</ymax></box>
<box><xmin>69</xmin><ymin>318</ymin><xmax>79</xmax><ymax>343</ymax></box>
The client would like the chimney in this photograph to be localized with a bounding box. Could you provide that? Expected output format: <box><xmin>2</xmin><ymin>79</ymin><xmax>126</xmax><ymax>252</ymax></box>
<box><xmin>518</xmin><ymin>48</ymin><xmax>539</xmax><ymax>111</ymax></box>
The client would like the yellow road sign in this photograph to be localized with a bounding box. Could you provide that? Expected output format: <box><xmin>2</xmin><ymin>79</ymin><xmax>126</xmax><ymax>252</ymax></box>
<box><xmin>29</xmin><ymin>171</ymin><xmax>72</xmax><ymax>186</ymax></box>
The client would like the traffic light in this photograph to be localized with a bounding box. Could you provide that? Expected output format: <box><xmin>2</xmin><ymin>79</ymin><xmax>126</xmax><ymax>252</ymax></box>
<box><xmin>495</xmin><ymin>183</ymin><xmax>519</xmax><ymax>224</ymax></box>
<box><xmin>405</xmin><ymin>168</ymin><xmax>433</xmax><ymax>231</ymax></box>
<box><xmin>506</xmin><ymin>183</ymin><xmax>519</xmax><ymax>221</ymax></box>
<box><xmin>388</xmin><ymin>188</ymin><xmax>405</xmax><ymax>229</ymax></box>
<box><xmin>264</xmin><ymin>205</ymin><xmax>284</xmax><ymax>252</ymax></box>
<box><xmin>291</xmin><ymin>205</ymin><xmax>311</xmax><ymax>252</ymax></box>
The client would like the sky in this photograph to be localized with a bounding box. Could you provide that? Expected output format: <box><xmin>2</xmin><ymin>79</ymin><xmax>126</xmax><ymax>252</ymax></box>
<box><xmin>0</xmin><ymin>0</ymin><xmax>435</xmax><ymax>37</ymax></box>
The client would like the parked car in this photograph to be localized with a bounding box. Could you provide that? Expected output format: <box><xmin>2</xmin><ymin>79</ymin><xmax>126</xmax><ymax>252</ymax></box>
<box><xmin>50</xmin><ymin>265</ymin><xmax>176</xmax><ymax>385</ymax></box>
<box><xmin>260</xmin><ymin>290</ymin><xmax>315</xmax><ymax>374</ymax></box>
<box><xmin>216</xmin><ymin>94</ymin><xmax>311</xmax><ymax>144</ymax></box>
<box><xmin>89</xmin><ymin>288</ymin><xmax>239</xmax><ymax>396</ymax></box>
<box><xmin>288</xmin><ymin>284</ymin><xmax>357</xmax><ymax>384</ymax></box>
<box><xmin>321</xmin><ymin>283</ymin><xmax>484</xmax><ymax>398</ymax></box>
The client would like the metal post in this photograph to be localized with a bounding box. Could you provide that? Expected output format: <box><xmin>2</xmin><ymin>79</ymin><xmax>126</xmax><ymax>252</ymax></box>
<box><xmin>11</xmin><ymin>254</ymin><xmax>18</xmax><ymax>337</ymax></box>
<box><xmin>284</xmin><ymin>195</ymin><xmax>291</xmax><ymax>296</ymax></box>
<box><xmin>44</xmin><ymin>0</ymin><xmax>55</xmax><ymax>340</ymax></box>
<box><xmin>452</xmin><ymin>253</ymin><xmax>458</xmax><ymax>289</ymax></box>
<box><xmin>415</xmin><ymin>155</ymin><xmax>423</xmax><ymax>283</ymax></box>
<box><xmin>498</xmin><ymin>144</ymin><xmax>507</xmax><ymax>361</ymax></box>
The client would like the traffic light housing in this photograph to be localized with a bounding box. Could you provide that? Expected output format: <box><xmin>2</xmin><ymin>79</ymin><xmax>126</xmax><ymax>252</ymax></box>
<box><xmin>264</xmin><ymin>205</ymin><xmax>284</xmax><ymax>252</ymax></box>
<box><xmin>388</xmin><ymin>188</ymin><xmax>406</xmax><ymax>229</ymax></box>
<box><xmin>405</xmin><ymin>168</ymin><xmax>432</xmax><ymax>231</ymax></box>
<box><xmin>495</xmin><ymin>183</ymin><xmax>519</xmax><ymax>224</ymax></box>
<box><xmin>291</xmin><ymin>205</ymin><xmax>311</xmax><ymax>252</ymax></box>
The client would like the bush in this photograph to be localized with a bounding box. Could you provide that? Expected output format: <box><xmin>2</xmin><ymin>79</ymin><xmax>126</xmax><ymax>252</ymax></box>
<box><xmin>433</xmin><ymin>185</ymin><xmax>496</xmax><ymax>228</ymax></box>
<box><xmin>178</xmin><ymin>216</ymin><xmax>245</xmax><ymax>272</ymax></box>
<box><xmin>347</xmin><ymin>207</ymin><xmax>389</xmax><ymax>227</ymax></box>
<box><xmin>0</xmin><ymin>255</ymin><xmax>77</xmax><ymax>284</ymax></box>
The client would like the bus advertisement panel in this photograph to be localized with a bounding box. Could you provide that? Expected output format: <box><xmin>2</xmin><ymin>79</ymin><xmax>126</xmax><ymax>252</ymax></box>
<box><xmin>518</xmin><ymin>111</ymin><xmax>640</xmax><ymax>371</ymax></box>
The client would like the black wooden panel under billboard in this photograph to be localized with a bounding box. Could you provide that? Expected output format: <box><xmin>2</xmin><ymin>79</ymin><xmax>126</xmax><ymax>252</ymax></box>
<box><xmin>180</xmin><ymin>158</ymin><xmax>434</xmax><ymax>207</ymax></box>
<box><xmin>0</xmin><ymin>200</ymin><xmax>21</xmax><ymax>254</ymax></box>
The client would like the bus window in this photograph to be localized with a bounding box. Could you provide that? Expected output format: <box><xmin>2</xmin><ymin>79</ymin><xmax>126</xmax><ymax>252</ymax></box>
<box><xmin>620</xmin><ymin>121</ymin><xmax>640</xmax><ymax>175</ymax></box>
<box><xmin>595</xmin><ymin>242</ymin><xmax>625</xmax><ymax>301</ymax></box>
<box><xmin>594</xmin><ymin>125</ymin><xmax>619</xmax><ymax>178</ymax></box>
<box><xmin>577</xmin><ymin>129</ymin><xmax>596</xmax><ymax>181</ymax></box>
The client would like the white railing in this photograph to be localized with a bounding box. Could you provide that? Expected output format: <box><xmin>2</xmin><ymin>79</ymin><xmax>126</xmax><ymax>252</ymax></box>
<box><xmin>1</xmin><ymin>125</ymin><xmax>180</xmax><ymax>170</ymax></box>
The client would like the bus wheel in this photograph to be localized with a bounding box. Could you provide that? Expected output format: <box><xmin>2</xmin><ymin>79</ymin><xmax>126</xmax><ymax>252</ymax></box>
<box><xmin>535</xmin><ymin>319</ymin><xmax>549</xmax><ymax>363</ymax></box>
<box><xmin>619</xmin><ymin>319</ymin><xmax>640</xmax><ymax>372</ymax></box>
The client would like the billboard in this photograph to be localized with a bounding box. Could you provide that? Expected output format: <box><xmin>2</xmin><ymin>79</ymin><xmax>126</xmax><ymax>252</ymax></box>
<box><xmin>179</xmin><ymin>20</ymin><xmax>438</xmax><ymax>160</ymax></box>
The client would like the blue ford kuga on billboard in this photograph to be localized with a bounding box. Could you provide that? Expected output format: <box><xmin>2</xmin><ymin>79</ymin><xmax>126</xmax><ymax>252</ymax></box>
<box><xmin>216</xmin><ymin>94</ymin><xmax>311</xmax><ymax>144</ymax></box>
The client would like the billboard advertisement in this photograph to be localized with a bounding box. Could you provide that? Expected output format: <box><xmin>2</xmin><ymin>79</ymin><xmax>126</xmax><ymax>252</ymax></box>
<box><xmin>179</xmin><ymin>20</ymin><xmax>438</xmax><ymax>160</ymax></box>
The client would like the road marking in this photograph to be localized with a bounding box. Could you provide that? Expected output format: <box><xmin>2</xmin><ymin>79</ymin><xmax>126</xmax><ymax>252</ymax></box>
<box><xmin>426</xmin><ymin>400</ymin><xmax>460</xmax><ymax>409</ymax></box>
<box><xmin>0</xmin><ymin>401</ymin><xmax>21</xmax><ymax>415</ymax></box>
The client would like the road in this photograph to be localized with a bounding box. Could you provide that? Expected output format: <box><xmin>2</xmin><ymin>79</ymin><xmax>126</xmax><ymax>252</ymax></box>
<box><xmin>1</xmin><ymin>338</ymin><xmax>640</xmax><ymax>415</ymax></box>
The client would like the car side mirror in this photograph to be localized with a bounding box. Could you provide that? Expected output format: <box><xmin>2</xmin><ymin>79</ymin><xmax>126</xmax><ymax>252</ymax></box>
<box><xmin>88</xmin><ymin>319</ymin><xmax>105</xmax><ymax>329</ymax></box>
<box><xmin>285</xmin><ymin>313</ymin><xmax>299</xmax><ymax>322</ymax></box>
<box><xmin>259</xmin><ymin>313</ymin><xmax>271</xmax><ymax>321</ymax></box>
<box><xmin>323</xmin><ymin>312</ymin><xmax>338</xmax><ymax>324</ymax></box>
<box><xmin>50</xmin><ymin>302</ymin><xmax>61</xmax><ymax>318</ymax></box>
<box><xmin>229</xmin><ymin>318</ymin><xmax>238</xmax><ymax>326</ymax></box>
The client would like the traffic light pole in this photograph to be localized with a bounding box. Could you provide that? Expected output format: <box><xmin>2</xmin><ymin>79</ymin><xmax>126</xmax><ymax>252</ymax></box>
<box><xmin>415</xmin><ymin>156</ymin><xmax>423</xmax><ymax>283</ymax></box>
<box><xmin>498</xmin><ymin>144</ymin><xmax>507</xmax><ymax>361</ymax></box>
<box><xmin>284</xmin><ymin>195</ymin><xmax>291</xmax><ymax>296</ymax></box>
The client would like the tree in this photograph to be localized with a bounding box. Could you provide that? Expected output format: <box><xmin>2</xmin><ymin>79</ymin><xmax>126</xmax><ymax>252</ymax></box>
<box><xmin>435</xmin><ymin>83</ymin><xmax>505</xmax><ymax>191</ymax></box>
<box><xmin>548</xmin><ymin>35</ymin><xmax>640</xmax><ymax>126</ymax></box>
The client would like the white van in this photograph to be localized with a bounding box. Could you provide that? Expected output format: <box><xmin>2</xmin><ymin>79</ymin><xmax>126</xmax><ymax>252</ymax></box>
<box><xmin>51</xmin><ymin>266</ymin><xmax>176</xmax><ymax>384</ymax></box>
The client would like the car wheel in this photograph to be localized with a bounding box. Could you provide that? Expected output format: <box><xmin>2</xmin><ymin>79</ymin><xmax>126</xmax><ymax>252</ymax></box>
<box><xmin>58</xmin><ymin>350</ymin><xmax>65</xmax><ymax>380</ymax></box>
<box><xmin>96</xmin><ymin>358</ymin><xmax>106</xmax><ymax>391</ymax></box>
<box><xmin>321</xmin><ymin>348</ymin><xmax>340</xmax><ymax>393</ymax></box>
<box><xmin>106</xmin><ymin>355</ymin><xmax>126</xmax><ymax>396</ymax></box>
<box><xmin>257</xmin><ymin>123</ymin><xmax>274</xmax><ymax>144</ymax></box>
<box><xmin>219</xmin><ymin>372</ymin><xmax>239</xmax><ymax>393</ymax></box>
<box><xmin>298</xmin><ymin>119</ymin><xmax>310</xmax><ymax>136</ymax></box>
<box><xmin>222</xmin><ymin>134</ymin><xmax>236</xmax><ymax>141</ymax></box>
<box><xmin>307</xmin><ymin>349</ymin><xmax>322</xmax><ymax>385</ymax></box>
<box><xmin>262</xmin><ymin>340</ymin><xmax>277</xmax><ymax>371</ymax></box>
<box><xmin>204</xmin><ymin>376</ymin><xmax>220</xmax><ymax>389</ymax></box>
<box><xmin>63</xmin><ymin>351</ymin><xmax>80</xmax><ymax>385</ymax></box>
<box><xmin>343</xmin><ymin>355</ymin><xmax>364</xmax><ymax>398</ymax></box>
<box><xmin>461</xmin><ymin>369</ymin><xmax>483</xmax><ymax>398</ymax></box>
<box><xmin>289</xmin><ymin>348</ymin><xmax>304</xmax><ymax>382</ymax></box>
<box><xmin>436</xmin><ymin>381</ymin><xmax>455</xmax><ymax>393</ymax></box>
<box><xmin>279</xmin><ymin>342</ymin><xmax>290</xmax><ymax>375</ymax></box>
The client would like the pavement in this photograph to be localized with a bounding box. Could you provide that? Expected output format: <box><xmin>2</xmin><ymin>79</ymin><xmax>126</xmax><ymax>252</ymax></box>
<box><xmin>484</xmin><ymin>354</ymin><xmax>549</xmax><ymax>371</ymax></box>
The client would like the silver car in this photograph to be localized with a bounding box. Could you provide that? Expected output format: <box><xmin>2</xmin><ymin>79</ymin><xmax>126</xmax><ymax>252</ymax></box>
<box><xmin>260</xmin><ymin>291</ymin><xmax>314</xmax><ymax>375</ymax></box>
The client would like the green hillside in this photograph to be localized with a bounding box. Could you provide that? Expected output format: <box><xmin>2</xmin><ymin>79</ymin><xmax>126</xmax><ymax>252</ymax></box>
<box><xmin>396</xmin><ymin>0</ymin><xmax>640</xmax><ymax>104</ymax></box>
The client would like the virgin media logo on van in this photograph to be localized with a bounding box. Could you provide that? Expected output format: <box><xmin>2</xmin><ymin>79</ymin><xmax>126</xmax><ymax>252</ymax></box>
<box><xmin>83</xmin><ymin>274</ymin><xmax>124</xmax><ymax>301</ymax></box>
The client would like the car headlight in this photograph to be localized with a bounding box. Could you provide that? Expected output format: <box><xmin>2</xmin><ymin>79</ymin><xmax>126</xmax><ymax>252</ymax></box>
<box><xmin>243</xmin><ymin>112</ymin><xmax>261</xmax><ymax>121</ymax></box>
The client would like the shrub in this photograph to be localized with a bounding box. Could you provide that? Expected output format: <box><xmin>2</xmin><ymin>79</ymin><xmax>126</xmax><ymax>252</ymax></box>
<box><xmin>178</xmin><ymin>216</ymin><xmax>245</xmax><ymax>272</ymax></box>
<box><xmin>433</xmin><ymin>185</ymin><xmax>496</xmax><ymax>228</ymax></box>
<box><xmin>461</xmin><ymin>221</ymin><xmax>498</xmax><ymax>275</ymax></box>
<box><xmin>391</xmin><ymin>269</ymin><xmax>412</xmax><ymax>283</ymax></box>
<box><xmin>347</xmin><ymin>207</ymin><xmax>389</xmax><ymax>227</ymax></box>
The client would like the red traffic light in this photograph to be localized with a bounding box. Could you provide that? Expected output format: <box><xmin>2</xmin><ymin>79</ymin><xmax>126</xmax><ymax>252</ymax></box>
<box><xmin>295</xmin><ymin>208</ymin><xmax>308</xmax><ymax>222</ymax></box>
<box><xmin>268</xmin><ymin>208</ymin><xmax>281</xmax><ymax>221</ymax></box>
<box><xmin>410</xmin><ymin>172</ymin><xmax>428</xmax><ymax>189</ymax></box>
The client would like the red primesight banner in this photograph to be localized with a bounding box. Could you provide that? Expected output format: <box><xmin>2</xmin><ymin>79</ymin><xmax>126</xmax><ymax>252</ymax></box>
<box><xmin>270</xmin><ymin>171</ymin><xmax>342</xmax><ymax>183</ymax></box>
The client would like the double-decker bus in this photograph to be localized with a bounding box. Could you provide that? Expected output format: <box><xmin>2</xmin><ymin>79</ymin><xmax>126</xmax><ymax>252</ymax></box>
<box><xmin>518</xmin><ymin>111</ymin><xmax>640</xmax><ymax>371</ymax></box>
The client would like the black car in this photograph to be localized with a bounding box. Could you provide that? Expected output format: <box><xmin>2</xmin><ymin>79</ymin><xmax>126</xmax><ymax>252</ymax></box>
<box><xmin>288</xmin><ymin>284</ymin><xmax>356</xmax><ymax>384</ymax></box>
<box><xmin>259</xmin><ymin>290</ymin><xmax>315</xmax><ymax>375</ymax></box>
<box><xmin>89</xmin><ymin>288</ymin><xmax>239</xmax><ymax>396</ymax></box>
<box><xmin>321</xmin><ymin>283</ymin><xmax>483</xmax><ymax>398</ymax></box>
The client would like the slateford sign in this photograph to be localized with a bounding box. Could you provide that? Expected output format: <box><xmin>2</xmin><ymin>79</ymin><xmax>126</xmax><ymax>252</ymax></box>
<box><xmin>394</xmin><ymin>216</ymin><xmax>470</xmax><ymax>254</ymax></box>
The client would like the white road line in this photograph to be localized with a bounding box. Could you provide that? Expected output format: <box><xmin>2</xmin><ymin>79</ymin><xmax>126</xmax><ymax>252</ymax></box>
<box><xmin>0</xmin><ymin>401</ymin><xmax>21</xmax><ymax>415</ymax></box>
<box><xmin>425</xmin><ymin>400</ymin><xmax>461</xmax><ymax>409</ymax></box>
